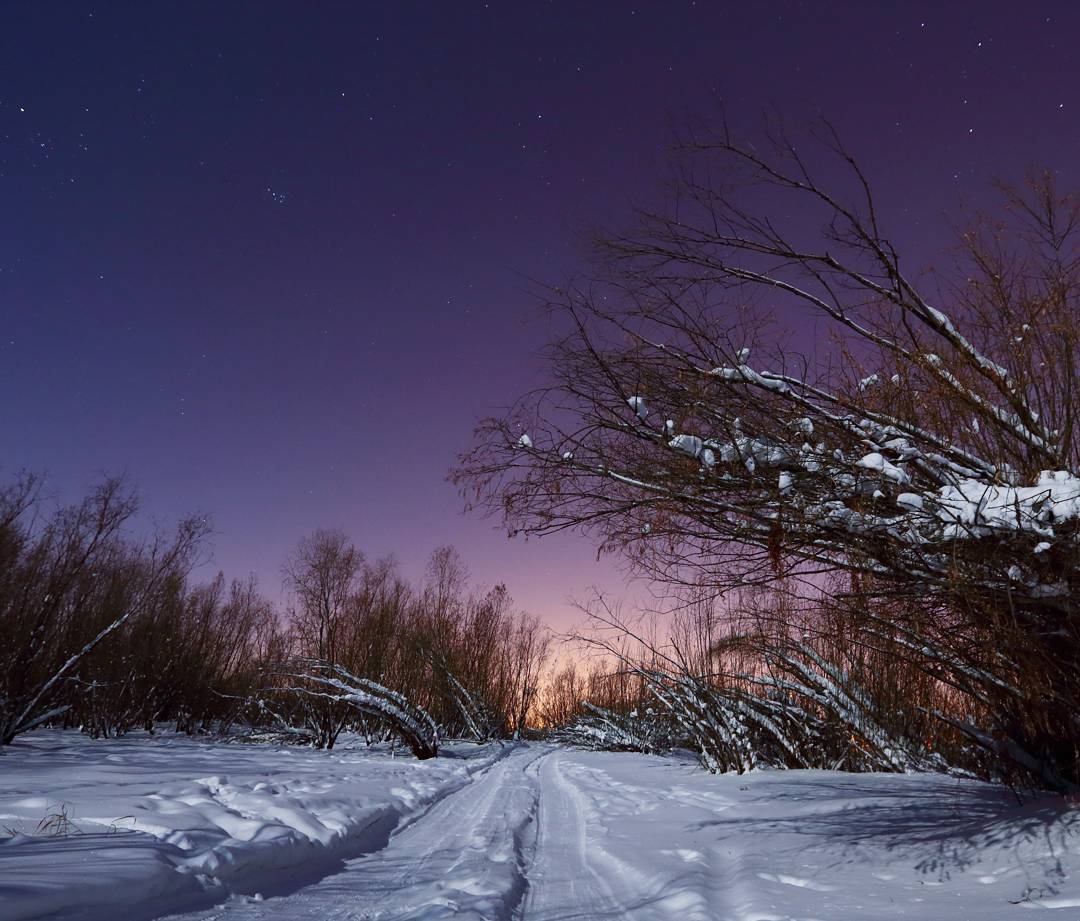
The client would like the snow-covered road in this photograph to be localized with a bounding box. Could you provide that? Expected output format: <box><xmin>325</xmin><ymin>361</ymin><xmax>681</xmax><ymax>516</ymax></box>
<box><xmin>4</xmin><ymin>732</ymin><xmax>1080</xmax><ymax>920</ymax></box>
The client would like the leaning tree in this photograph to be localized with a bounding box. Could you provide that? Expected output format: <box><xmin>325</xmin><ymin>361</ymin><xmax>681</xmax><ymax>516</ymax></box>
<box><xmin>457</xmin><ymin>119</ymin><xmax>1080</xmax><ymax>790</ymax></box>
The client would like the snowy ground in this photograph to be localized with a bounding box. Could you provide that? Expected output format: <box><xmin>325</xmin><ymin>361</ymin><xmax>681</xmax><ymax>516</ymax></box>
<box><xmin>3</xmin><ymin>732</ymin><xmax>1080</xmax><ymax>920</ymax></box>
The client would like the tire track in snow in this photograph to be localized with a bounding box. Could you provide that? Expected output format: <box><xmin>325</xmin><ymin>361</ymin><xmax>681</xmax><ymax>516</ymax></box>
<box><xmin>170</xmin><ymin>744</ymin><xmax>547</xmax><ymax>921</ymax></box>
<box><xmin>522</xmin><ymin>752</ymin><xmax>716</xmax><ymax>921</ymax></box>
<box><xmin>521</xmin><ymin>750</ymin><xmax>649</xmax><ymax>921</ymax></box>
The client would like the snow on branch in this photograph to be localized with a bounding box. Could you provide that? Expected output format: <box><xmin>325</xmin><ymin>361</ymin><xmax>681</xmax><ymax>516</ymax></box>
<box><xmin>558</xmin><ymin>701</ymin><xmax>670</xmax><ymax>754</ymax></box>
<box><xmin>276</xmin><ymin>659</ymin><xmax>439</xmax><ymax>759</ymax></box>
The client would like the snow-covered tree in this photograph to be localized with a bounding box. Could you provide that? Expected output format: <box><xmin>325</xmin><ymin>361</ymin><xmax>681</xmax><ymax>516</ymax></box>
<box><xmin>278</xmin><ymin>659</ymin><xmax>440</xmax><ymax>759</ymax></box>
<box><xmin>458</xmin><ymin>120</ymin><xmax>1080</xmax><ymax>789</ymax></box>
<box><xmin>558</xmin><ymin>701</ymin><xmax>672</xmax><ymax>754</ymax></box>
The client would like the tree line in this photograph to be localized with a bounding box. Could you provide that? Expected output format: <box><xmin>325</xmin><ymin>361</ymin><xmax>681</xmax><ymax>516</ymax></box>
<box><xmin>0</xmin><ymin>474</ymin><xmax>548</xmax><ymax>756</ymax></box>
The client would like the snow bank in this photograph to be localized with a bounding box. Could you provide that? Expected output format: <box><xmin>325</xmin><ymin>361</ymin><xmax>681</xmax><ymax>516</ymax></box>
<box><xmin>530</xmin><ymin>750</ymin><xmax>1080</xmax><ymax>919</ymax></box>
<box><xmin>0</xmin><ymin>730</ymin><xmax>505</xmax><ymax>921</ymax></box>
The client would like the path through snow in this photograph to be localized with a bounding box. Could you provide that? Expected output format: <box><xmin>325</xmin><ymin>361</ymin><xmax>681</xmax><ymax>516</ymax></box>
<box><xmin>174</xmin><ymin>745</ymin><xmax>544</xmax><ymax>921</ymax></box>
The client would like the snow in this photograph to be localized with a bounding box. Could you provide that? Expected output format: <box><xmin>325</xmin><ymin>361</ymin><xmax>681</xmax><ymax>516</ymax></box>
<box><xmin>0</xmin><ymin>730</ymin><xmax>504</xmax><ymax>921</ymax></box>
<box><xmin>856</xmin><ymin>451</ymin><xmax>910</xmax><ymax>484</ymax></box>
<box><xmin>668</xmin><ymin>434</ymin><xmax>703</xmax><ymax>458</ymax></box>
<box><xmin>4</xmin><ymin>732</ymin><xmax>1080</xmax><ymax>920</ymax></box>
<box><xmin>710</xmin><ymin>363</ymin><xmax>791</xmax><ymax>394</ymax></box>
<box><xmin>933</xmin><ymin>470</ymin><xmax>1080</xmax><ymax>538</ymax></box>
<box><xmin>627</xmin><ymin>396</ymin><xmax>648</xmax><ymax>421</ymax></box>
<box><xmin>896</xmin><ymin>492</ymin><xmax>924</xmax><ymax>511</ymax></box>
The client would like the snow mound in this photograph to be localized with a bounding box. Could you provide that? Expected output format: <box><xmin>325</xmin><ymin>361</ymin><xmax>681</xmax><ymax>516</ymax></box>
<box><xmin>0</xmin><ymin>730</ymin><xmax>505</xmax><ymax>921</ymax></box>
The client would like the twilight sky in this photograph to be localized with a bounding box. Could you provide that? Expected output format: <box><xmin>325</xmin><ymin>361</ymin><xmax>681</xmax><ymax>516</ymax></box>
<box><xmin>2</xmin><ymin>2</ymin><xmax>1078</xmax><ymax>629</ymax></box>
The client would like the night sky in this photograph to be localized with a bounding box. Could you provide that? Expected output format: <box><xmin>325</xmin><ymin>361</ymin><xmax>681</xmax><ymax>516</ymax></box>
<box><xmin>2</xmin><ymin>2</ymin><xmax>1078</xmax><ymax>628</ymax></box>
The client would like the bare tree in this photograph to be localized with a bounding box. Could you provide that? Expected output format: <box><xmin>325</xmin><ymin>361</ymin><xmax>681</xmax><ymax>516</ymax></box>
<box><xmin>0</xmin><ymin>476</ymin><xmax>208</xmax><ymax>745</ymax></box>
<box><xmin>505</xmin><ymin>611</ymin><xmax>550</xmax><ymax>738</ymax></box>
<box><xmin>265</xmin><ymin>541</ymin><xmax>549</xmax><ymax>753</ymax></box>
<box><xmin>457</xmin><ymin>119</ymin><xmax>1080</xmax><ymax>789</ymax></box>
<box><xmin>281</xmin><ymin>529</ymin><xmax>363</xmax><ymax>748</ymax></box>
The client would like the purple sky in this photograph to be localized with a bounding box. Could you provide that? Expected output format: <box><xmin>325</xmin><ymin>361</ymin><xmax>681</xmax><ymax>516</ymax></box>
<box><xmin>2</xmin><ymin>2</ymin><xmax>1077</xmax><ymax>630</ymax></box>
